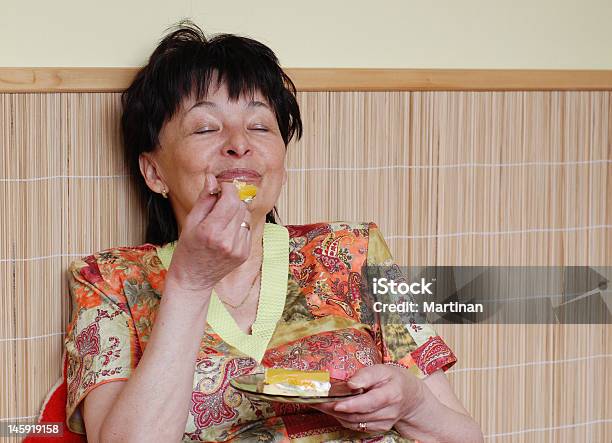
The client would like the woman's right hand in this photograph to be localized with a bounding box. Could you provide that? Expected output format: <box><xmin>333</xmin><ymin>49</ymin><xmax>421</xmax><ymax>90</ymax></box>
<box><xmin>164</xmin><ymin>172</ymin><xmax>252</xmax><ymax>295</ymax></box>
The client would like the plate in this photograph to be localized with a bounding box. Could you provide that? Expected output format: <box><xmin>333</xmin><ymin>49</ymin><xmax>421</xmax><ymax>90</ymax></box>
<box><xmin>230</xmin><ymin>372</ymin><xmax>364</xmax><ymax>404</ymax></box>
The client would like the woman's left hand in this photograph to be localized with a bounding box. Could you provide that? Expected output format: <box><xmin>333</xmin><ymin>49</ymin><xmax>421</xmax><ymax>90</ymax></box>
<box><xmin>310</xmin><ymin>364</ymin><xmax>425</xmax><ymax>434</ymax></box>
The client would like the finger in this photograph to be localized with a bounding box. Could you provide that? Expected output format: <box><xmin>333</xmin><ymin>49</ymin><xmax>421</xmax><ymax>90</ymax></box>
<box><xmin>208</xmin><ymin>173</ymin><xmax>221</xmax><ymax>195</ymax></box>
<box><xmin>216</xmin><ymin>195</ymin><xmax>253</xmax><ymax>262</ymax></box>
<box><xmin>333</xmin><ymin>385</ymin><xmax>395</xmax><ymax>414</ymax></box>
<box><xmin>224</xmin><ymin>201</ymin><xmax>249</xmax><ymax>245</ymax></box>
<box><xmin>235</xmin><ymin>206</ymin><xmax>252</xmax><ymax>249</ymax></box>
<box><xmin>184</xmin><ymin>173</ymin><xmax>221</xmax><ymax>227</ymax></box>
<box><xmin>238</xmin><ymin>216</ymin><xmax>251</xmax><ymax>256</ymax></box>
<box><xmin>204</xmin><ymin>181</ymin><xmax>243</xmax><ymax>227</ymax></box>
<box><xmin>307</xmin><ymin>402</ymin><xmax>339</xmax><ymax>415</ymax></box>
<box><xmin>329</xmin><ymin>404</ymin><xmax>399</xmax><ymax>424</ymax></box>
<box><xmin>346</xmin><ymin>364</ymin><xmax>392</xmax><ymax>390</ymax></box>
<box><xmin>310</xmin><ymin>402</ymin><xmax>397</xmax><ymax>434</ymax></box>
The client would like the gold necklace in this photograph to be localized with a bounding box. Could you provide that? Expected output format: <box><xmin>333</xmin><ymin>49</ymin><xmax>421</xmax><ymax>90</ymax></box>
<box><xmin>217</xmin><ymin>259</ymin><xmax>262</xmax><ymax>309</ymax></box>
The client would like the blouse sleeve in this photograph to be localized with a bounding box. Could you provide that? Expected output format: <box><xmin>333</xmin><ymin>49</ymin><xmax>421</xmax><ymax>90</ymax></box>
<box><xmin>64</xmin><ymin>255</ymin><xmax>139</xmax><ymax>434</ymax></box>
<box><xmin>366</xmin><ymin>222</ymin><xmax>457</xmax><ymax>379</ymax></box>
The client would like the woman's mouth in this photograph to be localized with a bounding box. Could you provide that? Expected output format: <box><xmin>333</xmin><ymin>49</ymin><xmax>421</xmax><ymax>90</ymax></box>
<box><xmin>215</xmin><ymin>168</ymin><xmax>262</xmax><ymax>183</ymax></box>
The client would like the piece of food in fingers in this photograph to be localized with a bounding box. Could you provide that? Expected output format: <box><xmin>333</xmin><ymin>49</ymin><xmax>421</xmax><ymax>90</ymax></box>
<box><xmin>233</xmin><ymin>179</ymin><xmax>258</xmax><ymax>202</ymax></box>
<box><xmin>262</xmin><ymin>368</ymin><xmax>331</xmax><ymax>396</ymax></box>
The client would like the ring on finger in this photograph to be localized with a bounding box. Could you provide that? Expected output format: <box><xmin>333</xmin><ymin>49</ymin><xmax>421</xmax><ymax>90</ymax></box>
<box><xmin>358</xmin><ymin>422</ymin><xmax>368</xmax><ymax>432</ymax></box>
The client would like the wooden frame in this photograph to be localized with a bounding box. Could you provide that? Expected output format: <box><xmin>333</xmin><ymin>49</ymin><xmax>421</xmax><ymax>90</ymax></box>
<box><xmin>1</xmin><ymin>67</ymin><xmax>612</xmax><ymax>92</ymax></box>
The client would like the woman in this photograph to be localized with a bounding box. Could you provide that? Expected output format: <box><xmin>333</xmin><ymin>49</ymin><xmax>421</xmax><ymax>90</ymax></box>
<box><xmin>64</xmin><ymin>22</ymin><xmax>483</xmax><ymax>442</ymax></box>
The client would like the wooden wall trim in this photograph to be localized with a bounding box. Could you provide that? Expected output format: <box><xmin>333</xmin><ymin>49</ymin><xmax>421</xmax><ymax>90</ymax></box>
<box><xmin>1</xmin><ymin>67</ymin><xmax>612</xmax><ymax>92</ymax></box>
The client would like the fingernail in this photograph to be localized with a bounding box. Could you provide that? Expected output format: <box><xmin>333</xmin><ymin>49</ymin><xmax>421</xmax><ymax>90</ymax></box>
<box><xmin>205</xmin><ymin>173</ymin><xmax>213</xmax><ymax>191</ymax></box>
<box><xmin>206</xmin><ymin>174</ymin><xmax>220</xmax><ymax>194</ymax></box>
<box><xmin>334</xmin><ymin>403</ymin><xmax>347</xmax><ymax>411</ymax></box>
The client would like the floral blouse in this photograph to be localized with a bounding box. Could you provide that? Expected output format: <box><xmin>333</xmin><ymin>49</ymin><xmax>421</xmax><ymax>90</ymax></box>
<box><xmin>64</xmin><ymin>221</ymin><xmax>457</xmax><ymax>442</ymax></box>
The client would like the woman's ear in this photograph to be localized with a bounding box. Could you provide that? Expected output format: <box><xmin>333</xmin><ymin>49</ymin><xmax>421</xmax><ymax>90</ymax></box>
<box><xmin>282</xmin><ymin>167</ymin><xmax>288</xmax><ymax>186</ymax></box>
<box><xmin>139</xmin><ymin>153</ymin><xmax>166</xmax><ymax>193</ymax></box>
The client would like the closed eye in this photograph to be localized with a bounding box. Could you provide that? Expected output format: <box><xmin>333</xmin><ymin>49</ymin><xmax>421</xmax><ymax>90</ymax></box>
<box><xmin>250</xmin><ymin>126</ymin><xmax>269</xmax><ymax>132</ymax></box>
<box><xmin>194</xmin><ymin>128</ymin><xmax>217</xmax><ymax>134</ymax></box>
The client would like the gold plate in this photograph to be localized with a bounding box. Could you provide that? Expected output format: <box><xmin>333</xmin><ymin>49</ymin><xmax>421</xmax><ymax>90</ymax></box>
<box><xmin>230</xmin><ymin>372</ymin><xmax>364</xmax><ymax>404</ymax></box>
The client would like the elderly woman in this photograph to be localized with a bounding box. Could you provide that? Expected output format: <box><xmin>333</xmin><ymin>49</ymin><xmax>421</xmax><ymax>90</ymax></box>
<box><xmin>63</xmin><ymin>22</ymin><xmax>483</xmax><ymax>443</ymax></box>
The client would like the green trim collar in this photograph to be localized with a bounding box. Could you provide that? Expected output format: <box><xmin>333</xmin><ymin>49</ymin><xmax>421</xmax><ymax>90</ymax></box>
<box><xmin>156</xmin><ymin>223</ymin><xmax>289</xmax><ymax>363</ymax></box>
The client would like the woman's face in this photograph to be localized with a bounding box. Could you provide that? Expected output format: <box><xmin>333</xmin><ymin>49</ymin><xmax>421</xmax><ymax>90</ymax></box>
<box><xmin>139</xmin><ymin>80</ymin><xmax>287</xmax><ymax>231</ymax></box>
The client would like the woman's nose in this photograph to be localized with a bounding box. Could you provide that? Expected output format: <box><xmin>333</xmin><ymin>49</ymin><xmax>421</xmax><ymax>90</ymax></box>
<box><xmin>222</xmin><ymin>143</ymin><xmax>251</xmax><ymax>157</ymax></box>
<box><xmin>222</xmin><ymin>129</ymin><xmax>251</xmax><ymax>157</ymax></box>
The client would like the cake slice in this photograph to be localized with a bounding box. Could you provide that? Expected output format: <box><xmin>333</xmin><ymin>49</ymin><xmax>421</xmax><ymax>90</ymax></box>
<box><xmin>262</xmin><ymin>368</ymin><xmax>331</xmax><ymax>397</ymax></box>
<box><xmin>233</xmin><ymin>179</ymin><xmax>258</xmax><ymax>202</ymax></box>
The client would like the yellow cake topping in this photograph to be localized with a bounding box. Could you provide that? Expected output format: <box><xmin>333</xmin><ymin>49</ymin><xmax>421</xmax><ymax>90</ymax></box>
<box><xmin>233</xmin><ymin>179</ymin><xmax>258</xmax><ymax>202</ymax></box>
<box><xmin>262</xmin><ymin>368</ymin><xmax>331</xmax><ymax>396</ymax></box>
<box><xmin>264</xmin><ymin>368</ymin><xmax>330</xmax><ymax>385</ymax></box>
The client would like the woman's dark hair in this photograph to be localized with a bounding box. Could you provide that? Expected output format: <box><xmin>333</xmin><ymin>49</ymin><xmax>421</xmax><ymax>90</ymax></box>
<box><xmin>121</xmin><ymin>20</ymin><xmax>303</xmax><ymax>245</ymax></box>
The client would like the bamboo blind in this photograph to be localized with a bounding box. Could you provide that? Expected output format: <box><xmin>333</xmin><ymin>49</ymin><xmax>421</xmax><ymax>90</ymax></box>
<box><xmin>0</xmin><ymin>91</ymin><xmax>610</xmax><ymax>442</ymax></box>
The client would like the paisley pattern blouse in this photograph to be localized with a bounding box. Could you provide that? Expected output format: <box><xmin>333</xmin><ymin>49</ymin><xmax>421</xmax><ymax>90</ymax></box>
<box><xmin>64</xmin><ymin>221</ymin><xmax>457</xmax><ymax>442</ymax></box>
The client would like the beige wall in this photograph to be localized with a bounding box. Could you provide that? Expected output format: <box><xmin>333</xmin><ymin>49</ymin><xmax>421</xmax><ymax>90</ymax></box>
<box><xmin>1</xmin><ymin>0</ymin><xmax>611</xmax><ymax>68</ymax></box>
